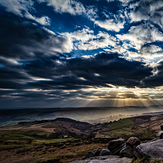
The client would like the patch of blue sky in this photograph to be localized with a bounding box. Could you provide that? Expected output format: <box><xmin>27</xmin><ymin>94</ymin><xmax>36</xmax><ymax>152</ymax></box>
<box><xmin>17</xmin><ymin>61</ymin><xmax>31</xmax><ymax>66</ymax></box>
<box><xmin>151</xmin><ymin>41</ymin><xmax>163</xmax><ymax>50</ymax></box>
<box><xmin>128</xmin><ymin>47</ymin><xmax>138</xmax><ymax>53</ymax></box>
<box><xmin>0</xmin><ymin>64</ymin><xmax>4</xmax><ymax>68</ymax></box>
<box><xmin>49</xmin><ymin>14</ymin><xmax>95</xmax><ymax>34</ymax></box>
<box><xmin>33</xmin><ymin>3</ymin><xmax>90</xmax><ymax>33</ymax></box>
<box><xmin>0</xmin><ymin>6</ymin><xmax>7</xmax><ymax>15</ymax></box>
<box><xmin>81</xmin><ymin>0</ymin><xmax>121</xmax><ymax>15</ymax></box>
<box><xmin>68</xmin><ymin>48</ymin><xmax>106</xmax><ymax>58</ymax></box>
<box><xmin>118</xmin><ymin>21</ymin><xmax>143</xmax><ymax>34</ymax></box>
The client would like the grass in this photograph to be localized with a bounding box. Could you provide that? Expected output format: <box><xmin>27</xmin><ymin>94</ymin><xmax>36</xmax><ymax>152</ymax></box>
<box><xmin>100</xmin><ymin>119</ymin><xmax>135</xmax><ymax>138</ymax></box>
<box><xmin>32</xmin><ymin>138</ymin><xmax>78</xmax><ymax>145</ymax></box>
<box><xmin>152</xmin><ymin>160</ymin><xmax>163</xmax><ymax>163</ymax></box>
<box><xmin>108</xmin><ymin>118</ymin><xmax>135</xmax><ymax>130</ymax></box>
<box><xmin>131</xmin><ymin>158</ymin><xmax>163</xmax><ymax>163</ymax></box>
<box><xmin>0</xmin><ymin>130</ymin><xmax>78</xmax><ymax>151</ymax></box>
<box><xmin>0</xmin><ymin>116</ymin><xmax>161</xmax><ymax>163</ymax></box>
<box><xmin>131</xmin><ymin>157</ymin><xmax>149</xmax><ymax>163</ymax></box>
<box><xmin>0</xmin><ymin>129</ymin><xmax>107</xmax><ymax>163</ymax></box>
<box><xmin>99</xmin><ymin>118</ymin><xmax>157</xmax><ymax>139</ymax></box>
<box><xmin>103</xmin><ymin>128</ymin><xmax>134</xmax><ymax>138</ymax></box>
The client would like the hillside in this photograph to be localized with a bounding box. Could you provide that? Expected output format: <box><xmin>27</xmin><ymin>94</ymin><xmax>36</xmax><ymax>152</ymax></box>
<box><xmin>0</xmin><ymin>114</ymin><xmax>163</xmax><ymax>163</ymax></box>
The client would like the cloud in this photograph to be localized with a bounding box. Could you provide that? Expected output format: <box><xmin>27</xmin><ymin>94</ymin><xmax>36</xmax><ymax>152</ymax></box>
<box><xmin>117</xmin><ymin>23</ymin><xmax>163</xmax><ymax>57</ymax></box>
<box><xmin>0</xmin><ymin>0</ymin><xmax>34</xmax><ymax>17</ymax></box>
<box><xmin>129</xmin><ymin>0</ymin><xmax>163</xmax><ymax>23</ymax></box>
<box><xmin>0</xmin><ymin>0</ymin><xmax>51</xmax><ymax>25</ymax></box>
<box><xmin>140</xmin><ymin>45</ymin><xmax>163</xmax><ymax>56</ymax></box>
<box><xmin>95</xmin><ymin>18</ymin><xmax>124</xmax><ymax>32</ymax></box>
<box><xmin>37</xmin><ymin>0</ymin><xmax>86</xmax><ymax>15</ymax></box>
<box><xmin>129</xmin><ymin>0</ymin><xmax>150</xmax><ymax>22</ymax></box>
<box><xmin>0</xmin><ymin>49</ymin><xmax>154</xmax><ymax>108</ymax></box>
<box><xmin>63</xmin><ymin>27</ymin><xmax>117</xmax><ymax>52</ymax></box>
<box><xmin>20</xmin><ymin>52</ymin><xmax>152</xmax><ymax>90</ymax></box>
<box><xmin>0</xmin><ymin>52</ymin><xmax>152</xmax><ymax>92</ymax></box>
<box><xmin>143</xmin><ymin>60</ymin><xmax>163</xmax><ymax>87</ymax></box>
<box><xmin>26</xmin><ymin>15</ymin><xmax>51</xmax><ymax>26</ymax></box>
<box><xmin>0</xmin><ymin>14</ymin><xmax>71</xmax><ymax>59</ymax></box>
<box><xmin>1</xmin><ymin>0</ymin><xmax>163</xmax><ymax>108</ymax></box>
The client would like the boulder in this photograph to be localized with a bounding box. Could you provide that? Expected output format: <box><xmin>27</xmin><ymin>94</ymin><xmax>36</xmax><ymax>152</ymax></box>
<box><xmin>120</xmin><ymin>137</ymin><xmax>140</xmax><ymax>157</ymax></box>
<box><xmin>99</xmin><ymin>149</ymin><xmax>110</xmax><ymax>156</ymax></box>
<box><xmin>126</xmin><ymin>137</ymin><xmax>140</xmax><ymax>147</ymax></box>
<box><xmin>156</xmin><ymin>131</ymin><xmax>163</xmax><ymax>139</ymax></box>
<box><xmin>84</xmin><ymin>149</ymin><xmax>101</xmax><ymax>159</ymax></box>
<box><xmin>136</xmin><ymin>139</ymin><xmax>163</xmax><ymax>159</ymax></box>
<box><xmin>161</xmin><ymin>123</ymin><xmax>163</xmax><ymax>131</ymax></box>
<box><xmin>107</xmin><ymin>138</ymin><xmax>125</xmax><ymax>155</ymax></box>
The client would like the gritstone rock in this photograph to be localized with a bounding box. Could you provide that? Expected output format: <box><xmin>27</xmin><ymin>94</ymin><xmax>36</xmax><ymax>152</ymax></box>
<box><xmin>84</xmin><ymin>149</ymin><xmax>101</xmax><ymax>159</ymax></box>
<box><xmin>136</xmin><ymin>139</ymin><xmax>163</xmax><ymax>159</ymax></box>
<box><xmin>99</xmin><ymin>149</ymin><xmax>110</xmax><ymax>156</ymax></box>
<box><xmin>120</xmin><ymin>137</ymin><xmax>140</xmax><ymax>157</ymax></box>
<box><xmin>107</xmin><ymin>138</ymin><xmax>125</xmax><ymax>155</ymax></box>
<box><xmin>71</xmin><ymin>155</ymin><xmax>132</xmax><ymax>163</ymax></box>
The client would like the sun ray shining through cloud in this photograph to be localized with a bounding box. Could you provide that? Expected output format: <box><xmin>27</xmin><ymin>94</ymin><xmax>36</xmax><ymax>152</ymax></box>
<box><xmin>0</xmin><ymin>0</ymin><xmax>163</xmax><ymax>110</ymax></box>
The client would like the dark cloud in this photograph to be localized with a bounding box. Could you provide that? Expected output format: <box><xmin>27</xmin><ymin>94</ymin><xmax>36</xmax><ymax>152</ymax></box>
<box><xmin>0</xmin><ymin>13</ymin><xmax>69</xmax><ymax>59</ymax></box>
<box><xmin>143</xmin><ymin>61</ymin><xmax>163</xmax><ymax>87</ymax></box>
<box><xmin>21</xmin><ymin>52</ymin><xmax>153</xmax><ymax>90</ymax></box>
<box><xmin>1</xmin><ymin>0</ymin><xmax>163</xmax><ymax>108</ymax></box>
<box><xmin>0</xmin><ymin>51</ymin><xmax>152</xmax><ymax>93</ymax></box>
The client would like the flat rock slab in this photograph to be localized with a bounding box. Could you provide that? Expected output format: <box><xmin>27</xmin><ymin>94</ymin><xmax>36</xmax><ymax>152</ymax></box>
<box><xmin>136</xmin><ymin>139</ymin><xmax>163</xmax><ymax>159</ymax></box>
<box><xmin>71</xmin><ymin>155</ymin><xmax>132</xmax><ymax>163</ymax></box>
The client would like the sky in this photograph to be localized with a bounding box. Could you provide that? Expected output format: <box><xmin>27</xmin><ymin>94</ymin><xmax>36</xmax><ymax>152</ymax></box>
<box><xmin>1</xmin><ymin>0</ymin><xmax>163</xmax><ymax>109</ymax></box>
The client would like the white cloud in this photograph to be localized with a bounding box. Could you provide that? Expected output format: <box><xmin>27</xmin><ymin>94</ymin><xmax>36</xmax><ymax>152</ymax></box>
<box><xmin>117</xmin><ymin>24</ymin><xmax>163</xmax><ymax>51</ymax></box>
<box><xmin>140</xmin><ymin>45</ymin><xmax>163</xmax><ymax>56</ymax></box>
<box><xmin>0</xmin><ymin>0</ymin><xmax>34</xmax><ymax>17</ymax></box>
<box><xmin>150</xmin><ymin>0</ymin><xmax>163</xmax><ymax>13</ymax></box>
<box><xmin>26</xmin><ymin>14</ymin><xmax>51</xmax><ymax>25</ymax></box>
<box><xmin>0</xmin><ymin>0</ymin><xmax>51</xmax><ymax>25</ymax></box>
<box><xmin>119</xmin><ymin>0</ymin><xmax>133</xmax><ymax>4</ymax></box>
<box><xmin>62</xmin><ymin>27</ymin><xmax>117</xmax><ymax>51</ymax></box>
<box><xmin>37</xmin><ymin>0</ymin><xmax>86</xmax><ymax>15</ymax></box>
<box><xmin>151</xmin><ymin>28</ymin><xmax>163</xmax><ymax>42</ymax></box>
<box><xmin>116</xmin><ymin>23</ymin><xmax>163</xmax><ymax>61</ymax></box>
<box><xmin>77</xmin><ymin>31</ymin><xmax>116</xmax><ymax>51</ymax></box>
<box><xmin>106</xmin><ymin>0</ymin><xmax>115</xmax><ymax>2</ymax></box>
<box><xmin>95</xmin><ymin>19</ymin><xmax>124</xmax><ymax>32</ymax></box>
<box><xmin>68</xmin><ymin>27</ymin><xmax>95</xmax><ymax>42</ymax></box>
<box><xmin>129</xmin><ymin>11</ymin><xmax>149</xmax><ymax>22</ymax></box>
<box><xmin>129</xmin><ymin>0</ymin><xmax>163</xmax><ymax>23</ymax></box>
<box><xmin>150</xmin><ymin>10</ymin><xmax>163</xmax><ymax>29</ymax></box>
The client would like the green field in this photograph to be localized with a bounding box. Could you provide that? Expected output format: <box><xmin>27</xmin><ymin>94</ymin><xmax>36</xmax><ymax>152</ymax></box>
<box><xmin>0</xmin><ymin>130</ymin><xmax>78</xmax><ymax>151</ymax></box>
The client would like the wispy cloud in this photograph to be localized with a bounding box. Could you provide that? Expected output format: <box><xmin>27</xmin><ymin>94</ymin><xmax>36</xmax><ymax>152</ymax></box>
<box><xmin>0</xmin><ymin>0</ymin><xmax>51</xmax><ymax>25</ymax></box>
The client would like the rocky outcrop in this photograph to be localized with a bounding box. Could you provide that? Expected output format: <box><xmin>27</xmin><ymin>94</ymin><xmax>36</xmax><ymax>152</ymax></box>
<box><xmin>83</xmin><ymin>149</ymin><xmax>101</xmax><ymax>159</ymax></box>
<box><xmin>71</xmin><ymin>155</ymin><xmax>132</xmax><ymax>163</ymax></box>
<box><xmin>136</xmin><ymin>139</ymin><xmax>163</xmax><ymax>159</ymax></box>
<box><xmin>72</xmin><ymin>121</ymin><xmax>163</xmax><ymax>163</ymax></box>
<box><xmin>107</xmin><ymin>138</ymin><xmax>125</xmax><ymax>155</ymax></box>
<box><xmin>126</xmin><ymin>137</ymin><xmax>140</xmax><ymax>147</ymax></box>
<box><xmin>99</xmin><ymin>149</ymin><xmax>110</xmax><ymax>156</ymax></box>
<box><xmin>156</xmin><ymin>131</ymin><xmax>163</xmax><ymax>139</ymax></box>
<box><xmin>120</xmin><ymin>137</ymin><xmax>140</xmax><ymax>157</ymax></box>
<box><xmin>161</xmin><ymin>123</ymin><xmax>163</xmax><ymax>131</ymax></box>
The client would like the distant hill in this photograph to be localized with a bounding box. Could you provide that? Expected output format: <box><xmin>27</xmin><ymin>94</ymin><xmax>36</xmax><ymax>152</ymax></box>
<box><xmin>1</xmin><ymin>113</ymin><xmax>163</xmax><ymax>140</ymax></box>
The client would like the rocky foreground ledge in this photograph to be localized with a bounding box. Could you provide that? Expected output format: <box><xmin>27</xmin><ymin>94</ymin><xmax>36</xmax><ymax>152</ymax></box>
<box><xmin>71</xmin><ymin>124</ymin><xmax>163</xmax><ymax>163</ymax></box>
<box><xmin>71</xmin><ymin>138</ymin><xmax>163</xmax><ymax>163</ymax></box>
<box><xmin>71</xmin><ymin>155</ymin><xmax>132</xmax><ymax>163</ymax></box>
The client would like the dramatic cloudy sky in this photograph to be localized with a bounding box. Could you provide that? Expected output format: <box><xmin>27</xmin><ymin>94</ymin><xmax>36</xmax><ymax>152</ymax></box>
<box><xmin>1</xmin><ymin>0</ymin><xmax>163</xmax><ymax>109</ymax></box>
